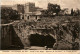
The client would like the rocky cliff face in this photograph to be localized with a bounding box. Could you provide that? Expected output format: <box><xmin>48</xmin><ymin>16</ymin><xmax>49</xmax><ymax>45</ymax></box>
<box><xmin>13</xmin><ymin>16</ymin><xmax>80</xmax><ymax>50</ymax></box>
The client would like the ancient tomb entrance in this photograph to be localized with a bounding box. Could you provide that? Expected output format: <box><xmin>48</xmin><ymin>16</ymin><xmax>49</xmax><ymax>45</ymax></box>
<box><xmin>29</xmin><ymin>33</ymin><xmax>56</xmax><ymax>48</ymax></box>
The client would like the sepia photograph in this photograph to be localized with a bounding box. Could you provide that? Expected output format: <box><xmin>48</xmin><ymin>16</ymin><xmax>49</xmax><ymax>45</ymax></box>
<box><xmin>0</xmin><ymin>0</ymin><xmax>80</xmax><ymax>50</ymax></box>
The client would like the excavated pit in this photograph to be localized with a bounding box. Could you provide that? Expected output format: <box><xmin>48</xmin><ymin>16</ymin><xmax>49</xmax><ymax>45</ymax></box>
<box><xmin>28</xmin><ymin>33</ymin><xmax>56</xmax><ymax>48</ymax></box>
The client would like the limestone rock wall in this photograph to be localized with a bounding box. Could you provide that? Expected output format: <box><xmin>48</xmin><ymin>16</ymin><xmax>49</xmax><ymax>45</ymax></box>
<box><xmin>13</xmin><ymin>20</ymin><xmax>80</xmax><ymax>49</ymax></box>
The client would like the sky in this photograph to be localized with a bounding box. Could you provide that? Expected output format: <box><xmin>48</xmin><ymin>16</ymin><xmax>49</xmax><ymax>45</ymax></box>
<box><xmin>1</xmin><ymin>0</ymin><xmax>80</xmax><ymax>9</ymax></box>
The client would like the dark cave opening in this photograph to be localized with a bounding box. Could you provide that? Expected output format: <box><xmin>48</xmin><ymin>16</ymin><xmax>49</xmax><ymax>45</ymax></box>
<box><xmin>29</xmin><ymin>33</ymin><xmax>56</xmax><ymax>48</ymax></box>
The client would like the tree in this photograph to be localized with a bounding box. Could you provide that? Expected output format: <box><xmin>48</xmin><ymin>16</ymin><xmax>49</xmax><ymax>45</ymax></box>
<box><xmin>71</xmin><ymin>8</ymin><xmax>74</xmax><ymax>16</ymax></box>
<box><xmin>1</xmin><ymin>7</ymin><xmax>20</xmax><ymax>20</ymax></box>
<box><xmin>47</xmin><ymin>3</ymin><xmax>61</xmax><ymax>15</ymax></box>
